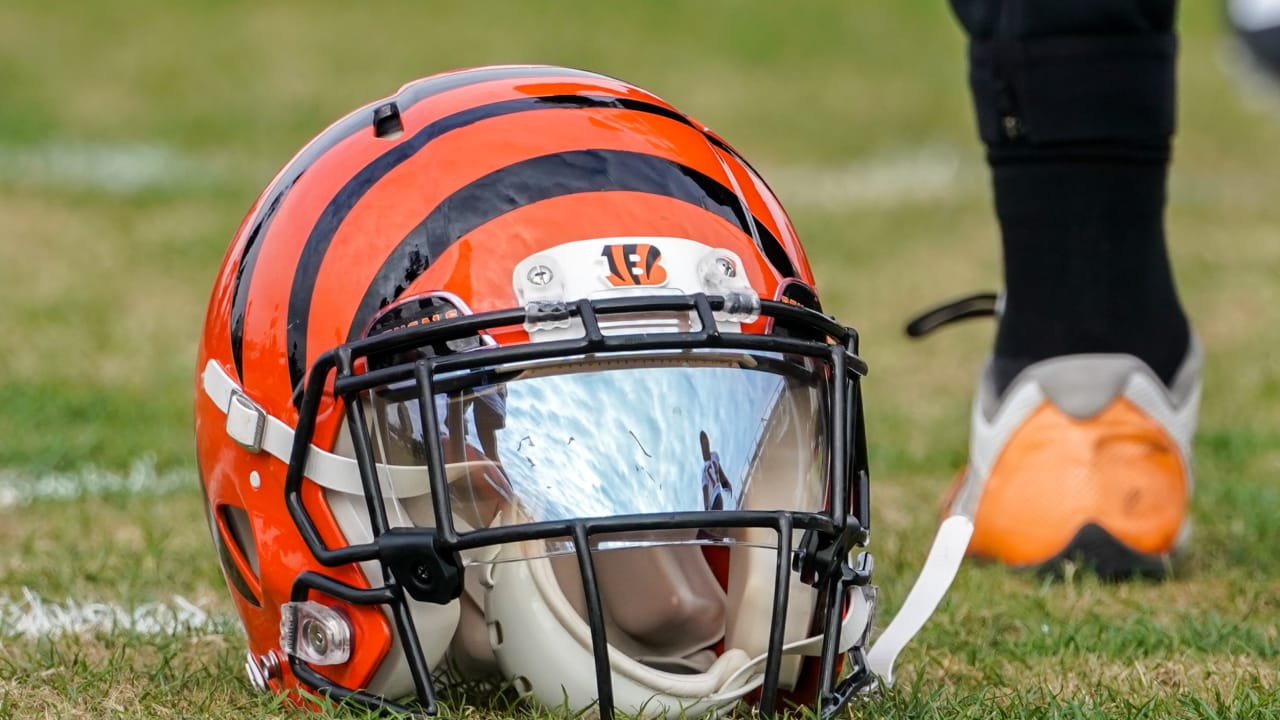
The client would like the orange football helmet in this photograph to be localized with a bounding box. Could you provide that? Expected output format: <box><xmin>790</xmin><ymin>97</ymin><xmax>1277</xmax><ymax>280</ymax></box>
<box><xmin>195</xmin><ymin>65</ymin><xmax>885</xmax><ymax>718</ymax></box>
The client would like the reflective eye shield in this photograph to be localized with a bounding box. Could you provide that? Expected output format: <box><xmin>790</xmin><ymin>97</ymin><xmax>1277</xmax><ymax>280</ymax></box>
<box><xmin>368</xmin><ymin>351</ymin><xmax>832</xmax><ymax>555</ymax></box>
<box><xmin>281</xmin><ymin>294</ymin><xmax>873</xmax><ymax>718</ymax></box>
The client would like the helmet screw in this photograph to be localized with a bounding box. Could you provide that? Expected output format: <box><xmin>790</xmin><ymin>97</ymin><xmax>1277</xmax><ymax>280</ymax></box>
<box><xmin>715</xmin><ymin>257</ymin><xmax>736</xmax><ymax>278</ymax></box>
<box><xmin>244</xmin><ymin>649</ymin><xmax>281</xmax><ymax>693</ymax></box>
<box><xmin>302</xmin><ymin>618</ymin><xmax>329</xmax><ymax>657</ymax></box>
<box><xmin>526</xmin><ymin>264</ymin><xmax>554</xmax><ymax>286</ymax></box>
<box><xmin>415</xmin><ymin>564</ymin><xmax>432</xmax><ymax>582</ymax></box>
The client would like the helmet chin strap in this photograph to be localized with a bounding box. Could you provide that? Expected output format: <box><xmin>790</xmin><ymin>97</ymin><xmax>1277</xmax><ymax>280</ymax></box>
<box><xmin>865</xmin><ymin>514</ymin><xmax>973</xmax><ymax>686</ymax></box>
<box><xmin>709</xmin><ymin>586</ymin><xmax>874</xmax><ymax>697</ymax></box>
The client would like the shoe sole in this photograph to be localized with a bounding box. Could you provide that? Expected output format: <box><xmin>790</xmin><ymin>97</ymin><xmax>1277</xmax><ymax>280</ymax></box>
<box><xmin>1034</xmin><ymin>523</ymin><xmax>1174</xmax><ymax>581</ymax></box>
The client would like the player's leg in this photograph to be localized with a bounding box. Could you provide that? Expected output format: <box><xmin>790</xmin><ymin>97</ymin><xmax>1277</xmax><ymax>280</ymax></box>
<box><xmin>942</xmin><ymin>0</ymin><xmax>1198</xmax><ymax>578</ymax></box>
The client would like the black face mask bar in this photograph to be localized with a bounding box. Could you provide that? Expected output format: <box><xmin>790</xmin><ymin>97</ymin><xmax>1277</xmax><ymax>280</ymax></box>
<box><xmin>280</xmin><ymin>293</ymin><xmax>873</xmax><ymax>719</ymax></box>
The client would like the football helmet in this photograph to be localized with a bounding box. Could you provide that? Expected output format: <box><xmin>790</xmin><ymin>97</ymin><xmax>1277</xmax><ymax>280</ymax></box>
<box><xmin>195</xmin><ymin>66</ymin><xmax>966</xmax><ymax>718</ymax></box>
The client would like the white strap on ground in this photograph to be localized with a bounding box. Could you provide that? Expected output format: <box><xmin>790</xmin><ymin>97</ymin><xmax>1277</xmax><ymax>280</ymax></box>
<box><xmin>865</xmin><ymin>514</ymin><xmax>973</xmax><ymax>685</ymax></box>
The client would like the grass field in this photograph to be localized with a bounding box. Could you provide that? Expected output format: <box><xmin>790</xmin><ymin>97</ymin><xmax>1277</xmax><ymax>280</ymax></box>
<box><xmin>2</xmin><ymin>1</ymin><xmax>1279</xmax><ymax>718</ymax></box>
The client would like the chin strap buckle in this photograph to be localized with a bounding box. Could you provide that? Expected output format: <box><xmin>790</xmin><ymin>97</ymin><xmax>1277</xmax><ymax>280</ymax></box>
<box><xmin>820</xmin><ymin>645</ymin><xmax>877</xmax><ymax>717</ymax></box>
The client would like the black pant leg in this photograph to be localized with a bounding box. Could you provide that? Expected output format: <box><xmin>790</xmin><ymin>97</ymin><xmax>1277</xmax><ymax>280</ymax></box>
<box><xmin>947</xmin><ymin>0</ymin><xmax>1190</xmax><ymax>394</ymax></box>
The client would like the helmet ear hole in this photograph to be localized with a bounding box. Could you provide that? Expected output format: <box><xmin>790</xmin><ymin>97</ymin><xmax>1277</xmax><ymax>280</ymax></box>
<box><xmin>512</xmin><ymin>675</ymin><xmax>533</xmax><ymax>697</ymax></box>
<box><xmin>488</xmin><ymin>620</ymin><xmax>504</xmax><ymax>649</ymax></box>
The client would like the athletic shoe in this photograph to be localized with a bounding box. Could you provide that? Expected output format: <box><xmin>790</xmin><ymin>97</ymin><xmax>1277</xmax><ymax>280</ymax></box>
<box><xmin>942</xmin><ymin>342</ymin><xmax>1201</xmax><ymax>579</ymax></box>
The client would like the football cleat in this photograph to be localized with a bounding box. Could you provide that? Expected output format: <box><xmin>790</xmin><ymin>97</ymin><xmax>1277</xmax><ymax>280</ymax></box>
<box><xmin>910</xmin><ymin>294</ymin><xmax>1200</xmax><ymax>579</ymax></box>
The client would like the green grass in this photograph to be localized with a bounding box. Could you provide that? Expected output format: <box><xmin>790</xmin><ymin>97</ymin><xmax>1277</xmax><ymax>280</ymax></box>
<box><xmin>2</xmin><ymin>1</ymin><xmax>1279</xmax><ymax>718</ymax></box>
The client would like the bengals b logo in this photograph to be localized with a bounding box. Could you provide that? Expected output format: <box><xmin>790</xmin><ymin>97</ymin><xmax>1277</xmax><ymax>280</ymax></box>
<box><xmin>601</xmin><ymin>243</ymin><xmax>669</xmax><ymax>287</ymax></box>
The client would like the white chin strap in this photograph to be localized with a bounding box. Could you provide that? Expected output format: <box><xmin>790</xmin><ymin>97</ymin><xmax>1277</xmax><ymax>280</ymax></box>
<box><xmin>865</xmin><ymin>515</ymin><xmax>974</xmax><ymax>686</ymax></box>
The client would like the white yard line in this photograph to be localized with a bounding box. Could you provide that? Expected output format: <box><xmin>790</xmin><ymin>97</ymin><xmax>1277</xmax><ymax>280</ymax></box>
<box><xmin>0</xmin><ymin>457</ymin><xmax>194</xmax><ymax>510</ymax></box>
<box><xmin>0</xmin><ymin>587</ymin><xmax>226</xmax><ymax>639</ymax></box>
<box><xmin>0</xmin><ymin>140</ymin><xmax>972</xmax><ymax>206</ymax></box>
<box><xmin>0</xmin><ymin>141</ymin><xmax>217</xmax><ymax>194</ymax></box>
<box><xmin>765</xmin><ymin>144</ymin><xmax>971</xmax><ymax>210</ymax></box>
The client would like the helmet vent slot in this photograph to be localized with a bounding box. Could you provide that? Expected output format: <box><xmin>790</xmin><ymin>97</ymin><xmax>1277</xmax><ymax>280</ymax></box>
<box><xmin>219</xmin><ymin>504</ymin><xmax>260</xmax><ymax>578</ymax></box>
<box><xmin>373</xmin><ymin>101</ymin><xmax>404</xmax><ymax>139</ymax></box>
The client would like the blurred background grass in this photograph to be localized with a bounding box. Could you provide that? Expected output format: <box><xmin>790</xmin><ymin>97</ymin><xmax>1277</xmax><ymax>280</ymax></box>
<box><xmin>0</xmin><ymin>1</ymin><xmax>1278</xmax><ymax>718</ymax></box>
<box><xmin>0</xmin><ymin>0</ymin><xmax>975</xmax><ymax>471</ymax></box>
<box><xmin>3</xmin><ymin>0</ymin><xmax>1275</xmax><ymax>474</ymax></box>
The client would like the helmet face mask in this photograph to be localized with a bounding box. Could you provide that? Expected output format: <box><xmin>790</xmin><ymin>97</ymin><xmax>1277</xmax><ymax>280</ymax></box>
<box><xmin>281</xmin><ymin>293</ymin><xmax>873</xmax><ymax>717</ymax></box>
<box><xmin>194</xmin><ymin>65</ymin><xmax>938</xmax><ymax>720</ymax></box>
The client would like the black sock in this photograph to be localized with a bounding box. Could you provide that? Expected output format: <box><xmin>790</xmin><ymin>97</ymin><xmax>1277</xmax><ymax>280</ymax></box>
<box><xmin>948</xmin><ymin>0</ymin><xmax>1190</xmax><ymax>395</ymax></box>
<box><xmin>989</xmin><ymin>147</ymin><xmax>1190</xmax><ymax>394</ymax></box>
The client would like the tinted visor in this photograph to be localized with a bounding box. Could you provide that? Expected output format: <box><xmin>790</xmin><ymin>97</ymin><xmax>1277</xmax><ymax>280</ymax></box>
<box><xmin>367</xmin><ymin>351</ymin><xmax>831</xmax><ymax>554</ymax></box>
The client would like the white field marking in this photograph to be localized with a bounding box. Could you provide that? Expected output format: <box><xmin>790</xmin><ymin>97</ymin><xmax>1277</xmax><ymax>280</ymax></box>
<box><xmin>0</xmin><ymin>139</ymin><xmax>968</xmax><ymax>207</ymax></box>
<box><xmin>0</xmin><ymin>587</ymin><xmax>228</xmax><ymax>639</ymax></box>
<box><xmin>764</xmin><ymin>144</ymin><xmax>970</xmax><ymax>210</ymax></box>
<box><xmin>0</xmin><ymin>457</ymin><xmax>194</xmax><ymax>510</ymax></box>
<box><xmin>0</xmin><ymin>141</ymin><xmax>217</xmax><ymax>194</ymax></box>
